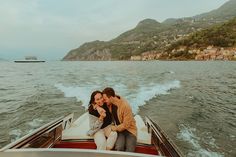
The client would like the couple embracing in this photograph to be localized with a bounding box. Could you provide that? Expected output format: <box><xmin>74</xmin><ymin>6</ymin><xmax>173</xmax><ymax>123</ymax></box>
<box><xmin>87</xmin><ymin>87</ymin><xmax>137</xmax><ymax>152</ymax></box>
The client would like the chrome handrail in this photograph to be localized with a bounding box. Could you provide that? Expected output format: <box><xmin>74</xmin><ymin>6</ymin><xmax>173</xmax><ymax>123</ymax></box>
<box><xmin>145</xmin><ymin>116</ymin><xmax>183</xmax><ymax>157</ymax></box>
<box><xmin>0</xmin><ymin>113</ymin><xmax>74</xmax><ymax>151</ymax></box>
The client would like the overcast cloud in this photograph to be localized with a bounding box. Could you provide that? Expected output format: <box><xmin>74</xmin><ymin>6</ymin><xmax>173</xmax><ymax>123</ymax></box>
<box><xmin>0</xmin><ymin>0</ymin><xmax>228</xmax><ymax>60</ymax></box>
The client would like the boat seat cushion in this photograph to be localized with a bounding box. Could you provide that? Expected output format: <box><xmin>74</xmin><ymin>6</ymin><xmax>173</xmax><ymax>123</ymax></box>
<box><xmin>62</xmin><ymin>113</ymin><xmax>151</xmax><ymax>144</ymax></box>
<box><xmin>62</xmin><ymin>112</ymin><xmax>93</xmax><ymax>140</ymax></box>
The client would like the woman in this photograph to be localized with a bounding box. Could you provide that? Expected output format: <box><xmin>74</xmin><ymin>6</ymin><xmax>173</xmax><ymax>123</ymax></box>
<box><xmin>87</xmin><ymin>90</ymin><xmax>117</xmax><ymax>150</ymax></box>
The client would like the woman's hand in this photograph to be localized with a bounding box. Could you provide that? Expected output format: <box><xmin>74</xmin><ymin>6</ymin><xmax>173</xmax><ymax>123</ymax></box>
<box><xmin>98</xmin><ymin>111</ymin><xmax>106</xmax><ymax>121</ymax></box>
<box><xmin>97</xmin><ymin>106</ymin><xmax>106</xmax><ymax>117</ymax></box>
<box><xmin>99</xmin><ymin>115</ymin><xmax>105</xmax><ymax>121</ymax></box>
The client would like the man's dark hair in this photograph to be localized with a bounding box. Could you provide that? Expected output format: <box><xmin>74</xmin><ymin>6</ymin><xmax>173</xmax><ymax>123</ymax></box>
<box><xmin>102</xmin><ymin>87</ymin><xmax>115</xmax><ymax>98</ymax></box>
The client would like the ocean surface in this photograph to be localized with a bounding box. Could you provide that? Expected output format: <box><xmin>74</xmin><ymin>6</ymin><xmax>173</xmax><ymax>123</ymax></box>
<box><xmin>0</xmin><ymin>61</ymin><xmax>235</xmax><ymax>157</ymax></box>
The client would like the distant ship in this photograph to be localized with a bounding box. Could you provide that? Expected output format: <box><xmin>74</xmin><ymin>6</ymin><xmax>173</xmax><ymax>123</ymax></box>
<box><xmin>14</xmin><ymin>56</ymin><xmax>45</xmax><ymax>63</ymax></box>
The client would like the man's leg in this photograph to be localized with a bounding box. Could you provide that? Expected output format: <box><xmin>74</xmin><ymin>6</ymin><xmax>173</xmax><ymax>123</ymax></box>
<box><xmin>125</xmin><ymin>131</ymin><xmax>137</xmax><ymax>152</ymax></box>
<box><xmin>114</xmin><ymin>132</ymin><xmax>125</xmax><ymax>151</ymax></box>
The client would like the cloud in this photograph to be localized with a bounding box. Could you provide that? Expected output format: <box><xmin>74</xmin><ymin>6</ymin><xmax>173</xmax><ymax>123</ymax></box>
<box><xmin>0</xmin><ymin>0</ymin><xmax>228</xmax><ymax>60</ymax></box>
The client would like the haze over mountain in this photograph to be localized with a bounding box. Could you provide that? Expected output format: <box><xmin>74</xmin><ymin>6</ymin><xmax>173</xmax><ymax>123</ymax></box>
<box><xmin>63</xmin><ymin>0</ymin><xmax>236</xmax><ymax>61</ymax></box>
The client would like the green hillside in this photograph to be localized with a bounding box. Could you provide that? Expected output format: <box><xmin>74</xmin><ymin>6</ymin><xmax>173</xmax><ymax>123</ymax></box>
<box><xmin>168</xmin><ymin>17</ymin><xmax>236</xmax><ymax>50</ymax></box>
<box><xmin>195</xmin><ymin>0</ymin><xmax>236</xmax><ymax>20</ymax></box>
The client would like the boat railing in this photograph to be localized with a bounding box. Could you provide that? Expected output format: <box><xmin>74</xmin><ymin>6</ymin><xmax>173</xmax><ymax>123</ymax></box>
<box><xmin>145</xmin><ymin>116</ymin><xmax>183</xmax><ymax>157</ymax></box>
<box><xmin>0</xmin><ymin>113</ymin><xmax>74</xmax><ymax>151</ymax></box>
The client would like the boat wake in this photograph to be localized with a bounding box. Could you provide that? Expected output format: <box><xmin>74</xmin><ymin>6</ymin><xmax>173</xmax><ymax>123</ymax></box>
<box><xmin>55</xmin><ymin>80</ymin><xmax>181</xmax><ymax>114</ymax></box>
<box><xmin>9</xmin><ymin>129</ymin><xmax>22</xmax><ymax>143</ymax></box>
<box><xmin>54</xmin><ymin>84</ymin><xmax>100</xmax><ymax>108</ymax></box>
<box><xmin>177</xmin><ymin>124</ymin><xmax>224</xmax><ymax>157</ymax></box>
<box><xmin>27</xmin><ymin>119</ymin><xmax>44</xmax><ymax>132</ymax></box>
<box><xmin>9</xmin><ymin>119</ymin><xmax>44</xmax><ymax>143</ymax></box>
<box><xmin>124</xmin><ymin>80</ymin><xmax>180</xmax><ymax>113</ymax></box>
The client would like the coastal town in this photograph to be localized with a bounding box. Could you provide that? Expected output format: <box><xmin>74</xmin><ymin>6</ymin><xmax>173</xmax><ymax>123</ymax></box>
<box><xmin>130</xmin><ymin>46</ymin><xmax>236</xmax><ymax>61</ymax></box>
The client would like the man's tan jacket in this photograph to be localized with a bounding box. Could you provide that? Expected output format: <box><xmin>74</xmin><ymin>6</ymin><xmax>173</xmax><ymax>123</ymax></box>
<box><xmin>110</xmin><ymin>96</ymin><xmax>137</xmax><ymax>137</ymax></box>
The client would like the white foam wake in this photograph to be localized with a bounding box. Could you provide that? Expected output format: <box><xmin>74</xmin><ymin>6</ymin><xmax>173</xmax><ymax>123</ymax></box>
<box><xmin>27</xmin><ymin>119</ymin><xmax>44</xmax><ymax>133</ymax></box>
<box><xmin>55</xmin><ymin>80</ymin><xmax>181</xmax><ymax>113</ymax></box>
<box><xmin>9</xmin><ymin>129</ymin><xmax>22</xmax><ymax>142</ymax></box>
<box><xmin>28</xmin><ymin>119</ymin><xmax>43</xmax><ymax>128</ymax></box>
<box><xmin>126</xmin><ymin>80</ymin><xmax>181</xmax><ymax>113</ymax></box>
<box><xmin>177</xmin><ymin>124</ymin><xmax>224</xmax><ymax>157</ymax></box>
<box><xmin>55</xmin><ymin>83</ymin><xmax>100</xmax><ymax>108</ymax></box>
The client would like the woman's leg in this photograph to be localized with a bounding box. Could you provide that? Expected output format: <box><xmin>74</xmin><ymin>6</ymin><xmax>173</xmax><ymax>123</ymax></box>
<box><xmin>94</xmin><ymin>129</ymin><xmax>107</xmax><ymax>150</ymax></box>
<box><xmin>104</xmin><ymin>125</ymin><xmax>117</xmax><ymax>150</ymax></box>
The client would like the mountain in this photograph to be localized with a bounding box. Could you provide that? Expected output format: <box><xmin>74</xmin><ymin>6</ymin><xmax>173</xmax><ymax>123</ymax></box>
<box><xmin>163</xmin><ymin>0</ymin><xmax>236</xmax><ymax>25</ymax></box>
<box><xmin>168</xmin><ymin>17</ymin><xmax>236</xmax><ymax>49</ymax></box>
<box><xmin>194</xmin><ymin>0</ymin><xmax>236</xmax><ymax>20</ymax></box>
<box><xmin>63</xmin><ymin>0</ymin><xmax>236</xmax><ymax>61</ymax></box>
<box><xmin>164</xmin><ymin>17</ymin><xmax>236</xmax><ymax>60</ymax></box>
<box><xmin>63</xmin><ymin>19</ymin><xmax>168</xmax><ymax>60</ymax></box>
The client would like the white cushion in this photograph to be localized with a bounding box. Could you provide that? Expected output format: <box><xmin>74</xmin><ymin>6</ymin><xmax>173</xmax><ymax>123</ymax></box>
<box><xmin>62</xmin><ymin>113</ymin><xmax>93</xmax><ymax>140</ymax></box>
<box><xmin>135</xmin><ymin>115</ymin><xmax>151</xmax><ymax>144</ymax></box>
<box><xmin>62</xmin><ymin>113</ymin><xmax>151</xmax><ymax>144</ymax></box>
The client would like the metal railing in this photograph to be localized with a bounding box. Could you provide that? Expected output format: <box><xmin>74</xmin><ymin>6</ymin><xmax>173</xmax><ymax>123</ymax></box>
<box><xmin>145</xmin><ymin>116</ymin><xmax>183</xmax><ymax>157</ymax></box>
<box><xmin>1</xmin><ymin>113</ymin><xmax>74</xmax><ymax>151</ymax></box>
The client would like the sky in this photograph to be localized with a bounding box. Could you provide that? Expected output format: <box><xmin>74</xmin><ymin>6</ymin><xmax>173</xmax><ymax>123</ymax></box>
<box><xmin>0</xmin><ymin>0</ymin><xmax>229</xmax><ymax>61</ymax></box>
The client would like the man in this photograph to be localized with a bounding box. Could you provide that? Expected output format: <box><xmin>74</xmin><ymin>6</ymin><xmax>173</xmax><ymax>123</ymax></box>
<box><xmin>102</xmin><ymin>87</ymin><xmax>137</xmax><ymax>152</ymax></box>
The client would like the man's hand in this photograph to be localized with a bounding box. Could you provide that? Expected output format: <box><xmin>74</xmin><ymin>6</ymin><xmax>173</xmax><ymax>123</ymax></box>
<box><xmin>111</xmin><ymin>125</ymin><xmax>117</xmax><ymax>131</ymax></box>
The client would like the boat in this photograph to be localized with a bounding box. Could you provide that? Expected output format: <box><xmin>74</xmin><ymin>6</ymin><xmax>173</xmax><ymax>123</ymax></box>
<box><xmin>0</xmin><ymin>112</ymin><xmax>183</xmax><ymax>157</ymax></box>
<box><xmin>14</xmin><ymin>56</ymin><xmax>45</xmax><ymax>63</ymax></box>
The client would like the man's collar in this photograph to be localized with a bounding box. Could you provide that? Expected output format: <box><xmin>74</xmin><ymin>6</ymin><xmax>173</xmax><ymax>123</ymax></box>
<box><xmin>110</xmin><ymin>96</ymin><xmax>122</xmax><ymax>106</ymax></box>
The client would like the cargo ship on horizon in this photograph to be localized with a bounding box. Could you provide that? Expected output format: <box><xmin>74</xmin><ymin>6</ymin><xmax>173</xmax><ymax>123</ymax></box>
<box><xmin>14</xmin><ymin>56</ymin><xmax>45</xmax><ymax>63</ymax></box>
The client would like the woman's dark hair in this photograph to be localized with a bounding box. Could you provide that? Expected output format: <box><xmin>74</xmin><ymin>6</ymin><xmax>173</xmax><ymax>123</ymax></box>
<box><xmin>88</xmin><ymin>90</ymin><xmax>103</xmax><ymax>112</ymax></box>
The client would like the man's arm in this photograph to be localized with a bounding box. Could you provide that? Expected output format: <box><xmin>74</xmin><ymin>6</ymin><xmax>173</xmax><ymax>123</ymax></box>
<box><xmin>112</xmin><ymin>105</ymin><xmax>134</xmax><ymax>132</ymax></box>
